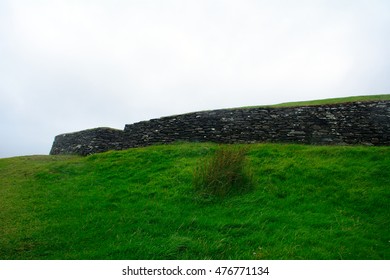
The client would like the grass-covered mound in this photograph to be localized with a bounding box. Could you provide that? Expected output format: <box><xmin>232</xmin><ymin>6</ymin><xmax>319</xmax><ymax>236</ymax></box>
<box><xmin>0</xmin><ymin>143</ymin><xmax>389</xmax><ymax>259</ymax></box>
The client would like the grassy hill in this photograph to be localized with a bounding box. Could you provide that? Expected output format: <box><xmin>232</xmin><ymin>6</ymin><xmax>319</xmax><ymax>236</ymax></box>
<box><xmin>1</xmin><ymin>142</ymin><xmax>389</xmax><ymax>259</ymax></box>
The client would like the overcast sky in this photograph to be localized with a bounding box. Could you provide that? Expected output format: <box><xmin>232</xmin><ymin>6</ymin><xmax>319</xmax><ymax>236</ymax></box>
<box><xmin>1</xmin><ymin>0</ymin><xmax>390</xmax><ymax>158</ymax></box>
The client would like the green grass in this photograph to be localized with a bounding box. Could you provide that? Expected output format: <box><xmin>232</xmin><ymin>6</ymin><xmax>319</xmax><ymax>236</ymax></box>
<box><xmin>269</xmin><ymin>94</ymin><xmax>390</xmax><ymax>107</ymax></box>
<box><xmin>193</xmin><ymin>145</ymin><xmax>255</xmax><ymax>198</ymax></box>
<box><xmin>232</xmin><ymin>94</ymin><xmax>390</xmax><ymax>110</ymax></box>
<box><xmin>0</xmin><ymin>143</ymin><xmax>389</xmax><ymax>259</ymax></box>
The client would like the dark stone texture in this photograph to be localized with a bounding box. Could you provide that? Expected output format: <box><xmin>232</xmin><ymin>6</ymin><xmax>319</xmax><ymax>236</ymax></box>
<box><xmin>50</xmin><ymin>100</ymin><xmax>390</xmax><ymax>155</ymax></box>
<box><xmin>50</xmin><ymin>127</ymin><xmax>125</xmax><ymax>156</ymax></box>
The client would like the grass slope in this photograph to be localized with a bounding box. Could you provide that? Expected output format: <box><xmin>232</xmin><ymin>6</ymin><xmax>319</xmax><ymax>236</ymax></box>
<box><xmin>1</xmin><ymin>143</ymin><xmax>389</xmax><ymax>260</ymax></box>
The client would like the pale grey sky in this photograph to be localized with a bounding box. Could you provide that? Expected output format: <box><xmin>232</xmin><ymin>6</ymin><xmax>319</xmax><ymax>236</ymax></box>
<box><xmin>1</xmin><ymin>0</ymin><xmax>389</xmax><ymax>158</ymax></box>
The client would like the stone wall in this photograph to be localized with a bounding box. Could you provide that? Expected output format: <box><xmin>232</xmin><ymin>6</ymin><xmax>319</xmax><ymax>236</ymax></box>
<box><xmin>50</xmin><ymin>100</ymin><xmax>390</xmax><ymax>155</ymax></box>
<box><xmin>50</xmin><ymin>127</ymin><xmax>125</xmax><ymax>156</ymax></box>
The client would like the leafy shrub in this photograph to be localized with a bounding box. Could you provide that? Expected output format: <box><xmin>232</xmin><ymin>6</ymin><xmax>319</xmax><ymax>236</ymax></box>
<box><xmin>193</xmin><ymin>145</ymin><xmax>255</xmax><ymax>198</ymax></box>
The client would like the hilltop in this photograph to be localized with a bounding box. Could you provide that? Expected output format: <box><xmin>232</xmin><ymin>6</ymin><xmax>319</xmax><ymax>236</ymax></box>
<box><xmin>1</xmin><ymin>94</ymin><xmax>389</xmax><ymax>259</ymax></box>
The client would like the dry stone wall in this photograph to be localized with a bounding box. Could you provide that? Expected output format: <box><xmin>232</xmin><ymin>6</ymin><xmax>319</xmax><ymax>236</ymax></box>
<box><xmin>50</xmin><ymin>127</ymin><xmax>125</xmax><ymax>156</ymax></box>
<box><xmin>50</xmin><ymin>100</ymin><xmax>390</xmax><ymax>155</ymax></box>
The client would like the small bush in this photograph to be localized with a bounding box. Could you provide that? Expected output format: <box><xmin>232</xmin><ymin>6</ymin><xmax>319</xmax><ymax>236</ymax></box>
<box><xmin>193</xmin><ymin>145</ymin><xmax>255</xmax><ymax>198</ymax></box>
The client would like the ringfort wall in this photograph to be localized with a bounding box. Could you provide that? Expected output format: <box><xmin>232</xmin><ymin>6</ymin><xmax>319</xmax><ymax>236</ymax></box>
<box><xmin>50</xmin><ymin>100</ymin><xmax>390</xmax><ymax>155</ymax></box>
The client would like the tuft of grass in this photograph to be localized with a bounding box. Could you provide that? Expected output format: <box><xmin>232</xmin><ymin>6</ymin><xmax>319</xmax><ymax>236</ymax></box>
<box><xmin>193</xmin><ymin>145</ymin><xmax>255</xmax><ymax>198</ymax></box>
